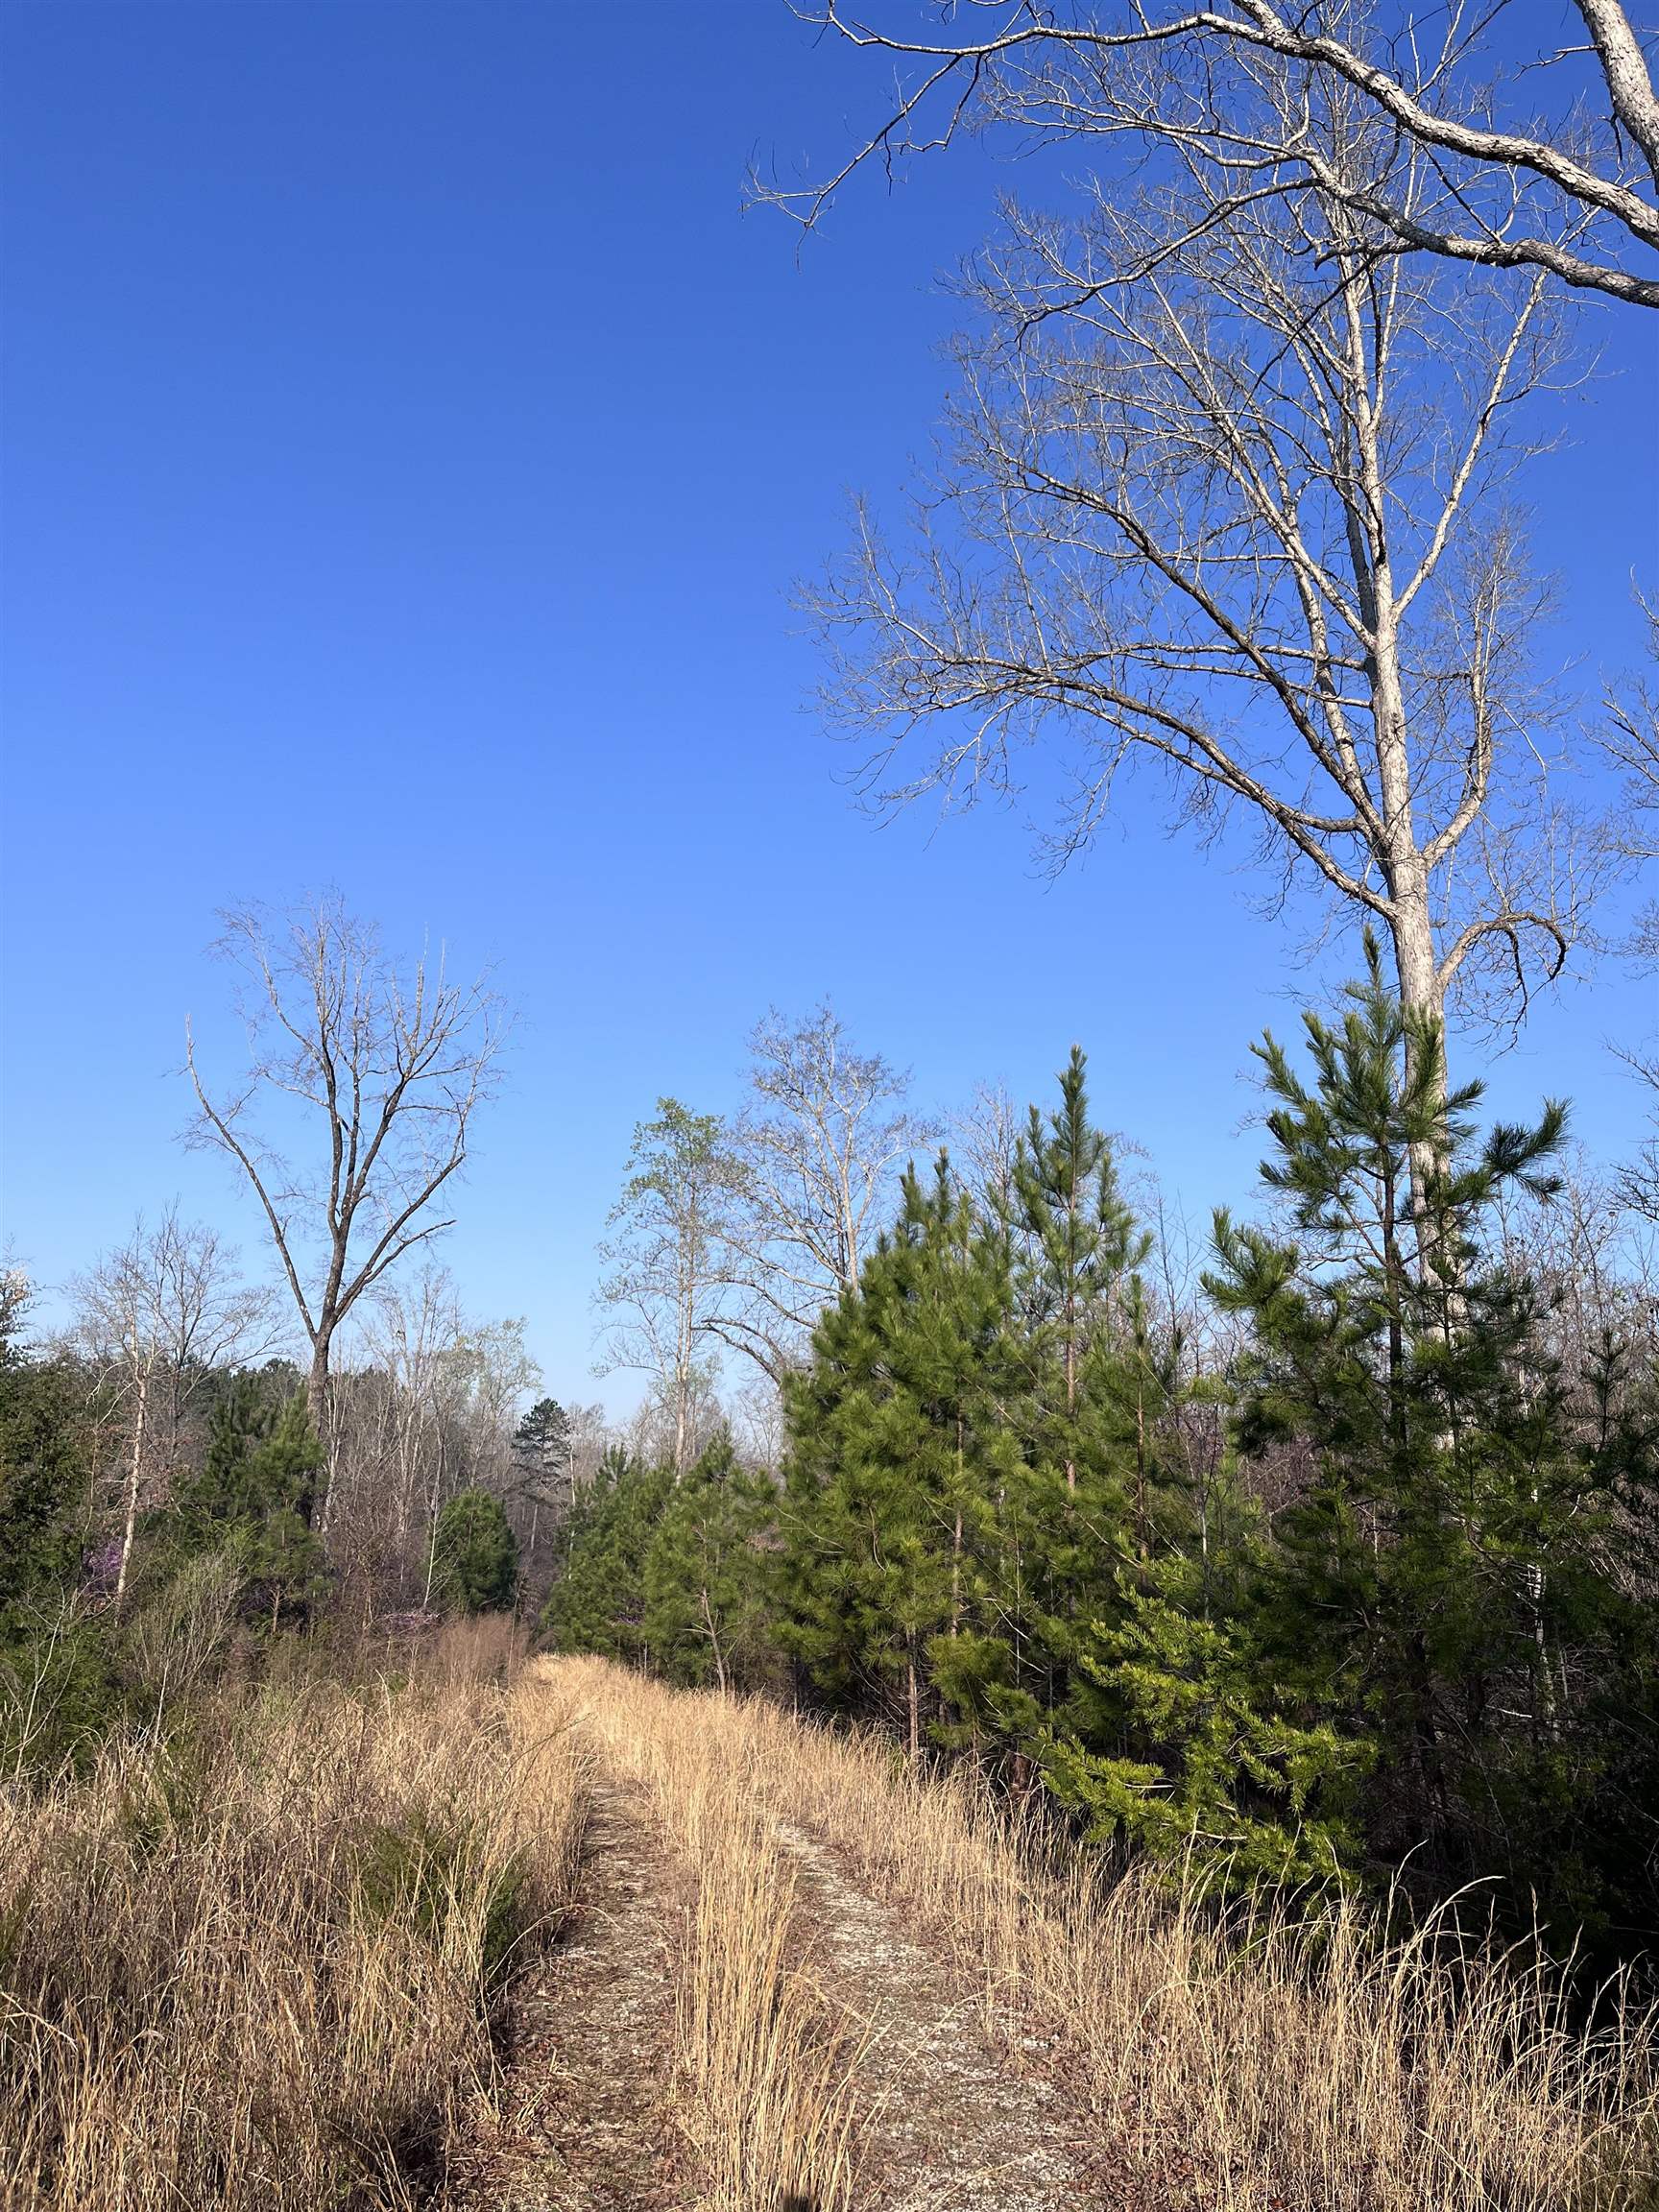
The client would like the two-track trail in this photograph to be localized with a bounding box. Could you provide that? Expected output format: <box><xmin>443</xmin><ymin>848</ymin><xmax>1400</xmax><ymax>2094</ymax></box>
<box><xmin>436</xmin><ymin>1652</ymin><xmax>1659</xmax><ymax>2212</ymax></box>
<box><xmin>447</xmin><ymin>1659</ymin><xmax>1107</xmax><ymax>2212</ymax></box>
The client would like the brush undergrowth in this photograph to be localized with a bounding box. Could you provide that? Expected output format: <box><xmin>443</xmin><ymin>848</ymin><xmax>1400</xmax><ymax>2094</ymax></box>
<box><xmin>1</xmin><ymin>1622</ymin><xmax>591</xmax><ymax>2212</ymax></box>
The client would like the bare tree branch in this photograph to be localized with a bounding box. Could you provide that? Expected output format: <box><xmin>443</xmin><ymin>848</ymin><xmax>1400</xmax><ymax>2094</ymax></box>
<box><xmin>758</xmin><ymin>0</ymin><xmax>1659</xmax><ymax>307</ymax></box>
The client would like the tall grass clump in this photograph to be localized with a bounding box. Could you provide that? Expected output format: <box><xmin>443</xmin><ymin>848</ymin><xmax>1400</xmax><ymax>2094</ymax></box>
<box><xmin>1</xmin><ymin>1632</ymin><xmax>591</xmax><ymax>2212</ymax></box>
<box><xmin>563</xmin><ymin>1659</ymin><xmax>863</xmax><ymax>2212</ymax></box>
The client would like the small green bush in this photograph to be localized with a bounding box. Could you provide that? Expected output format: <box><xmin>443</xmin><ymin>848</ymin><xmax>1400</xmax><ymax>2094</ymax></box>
<box><xmin>0</xmin><ymin>1607</ymin><xmax>121</xmax><ymax>1778</ymax></box>
<box><xmin>355</xmin><ymin>1802</ymin><xmax>530</xmax><ymax>1988</ymax></box>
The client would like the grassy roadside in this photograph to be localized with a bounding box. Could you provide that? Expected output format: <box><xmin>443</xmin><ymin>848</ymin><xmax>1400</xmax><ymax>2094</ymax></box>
<box><xmin>552</xmin><ymin>1655</ymin><xmax>1659</xmax><ymax>2212</ymax></box>
<box><xmin>1</xmin><ymin>1623</ymin><xmax>591</xmax><ymax>2212</ymax></box>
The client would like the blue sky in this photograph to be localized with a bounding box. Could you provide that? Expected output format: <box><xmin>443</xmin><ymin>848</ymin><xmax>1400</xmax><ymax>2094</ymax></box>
<box><xmin>4</xmin><ymin>2</ymin><xmax>1656</xmax><ymax>1415</ymax></box>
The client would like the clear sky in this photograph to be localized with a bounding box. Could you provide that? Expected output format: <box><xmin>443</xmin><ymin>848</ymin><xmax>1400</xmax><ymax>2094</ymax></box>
<box><xmin>3</xmin><ymin>2</ymin><xmax>1656</xmax><ymax>1416</ymax></box>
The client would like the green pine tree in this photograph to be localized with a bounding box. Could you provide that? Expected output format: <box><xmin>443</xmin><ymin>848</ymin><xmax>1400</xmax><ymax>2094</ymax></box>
<box><xmin>159</xmin><ymin>1378</ymin><xmax>325</xmax><ymax>1631</ymax></box>
<box><xmin>0</xmin><ymin>1303</ymin><xmax>91</xmax><ymax>1630</ymax></box>
<box><xmin>642</xmin><ymin>1432</ymin><xmax>779</xmax><ymax>1691</ymax></box>
<box><xmin>1011</xmin><ymin>1046</ymin><xmax>1146</xmax><ymax>1503</ymax></box>
<box><xmin>989</xmin><ymin>1047</ymin><xmax>1155</xmax><ymax>1752</ymax></box>
<box><xmin>541</xmin><ymin>1447</ymin><xmax>671</xmax><ymax>1664</ymax></box>
<box><xmin>429</xmin><ymin>1488</ymin><xmax>518</xmax><ymax>1613</ymax></box>
<box><xmin>0</xmin><ymin>1285</ymin><xmax>114</xmax><ymax>1768</ymax></box>
<box><xmin>1046</xmin><ymin>1542</ymin><xmax>1369</xmax><ymax>1888</ymax></box>
<box><xmin>1202</xmin><ymin>944</ymin><xmax>1647</xmax><ymax>1928</ymax></box>
<box><xmin>782</xmin><ymin>1157</ymin><xmax>1019</xmax><ymax>1760</ymax></box>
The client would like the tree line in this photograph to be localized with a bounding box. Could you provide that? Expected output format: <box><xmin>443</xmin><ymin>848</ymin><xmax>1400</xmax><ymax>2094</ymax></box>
<box><xmin>0</xmin><ymin>1238</ymin><xmax>601</xmax><ymax>1768</ymax></box>
<box><xmin>552</xmin><ymin>952</ymin><xmax>1659</xmax><ymax>1975</ymax></box>
<box><xmin>0</xmin><ymin>897</ymin><xmax>608</xmax><ymax>1768</ymax></box>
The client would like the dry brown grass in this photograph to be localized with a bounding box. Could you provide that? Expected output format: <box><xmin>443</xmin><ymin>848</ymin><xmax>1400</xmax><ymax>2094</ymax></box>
<box><xmin>1</xmin><ymin>1625</ymin><xmax>591</xmax><ymax>2212</ymax></box>
<box><xmin>550</xmin><ymin>1658</ymin><xmax>1659</xmax><ymax>2212</ymax></box>
<box><xmin>12</xmin><ymin>1636</ymin><xmax>1648</xmax><ymax>2212</ymax></box>
<box><xmin>562</xmin><ymin>1659</ymin><xmax>864</xmax><ymax>2212</ymax></box>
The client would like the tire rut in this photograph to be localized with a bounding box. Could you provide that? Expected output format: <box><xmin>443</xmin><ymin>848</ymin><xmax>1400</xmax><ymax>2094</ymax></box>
<box><xmin>448</xmin><ymin>1688</ymin><xmax>1114</xmax><ymax>2212</ymax></box>
<box><xmin>444</xmin><ymin>1784</ymin><xmax>690</xmax><ymax>2212</ymax></box>
<box><xmin>774</xmin><ymin>1820</ymin><xmax>1105</xmax><ymax>2212</ymax></box>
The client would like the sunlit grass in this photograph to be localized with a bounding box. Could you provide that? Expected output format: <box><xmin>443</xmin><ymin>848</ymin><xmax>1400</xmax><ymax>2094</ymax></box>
<box><xmin>550</xmin><ymin>1655</ymin><xmax>1658</xmax><ymax>2212</ymax></box>
<box><xmin>1</xmin><ymin>1624</ymin><xmax>591</xmax><ymax>2212</ymax></box>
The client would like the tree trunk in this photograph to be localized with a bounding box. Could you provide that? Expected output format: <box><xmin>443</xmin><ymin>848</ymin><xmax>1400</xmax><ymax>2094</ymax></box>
<box><xmin>303</xmin><ymin>1338</ymin><xmax>331</xmax><ymax>1527</ymax></box>
<box><xmin>1388</xmin><ymin>864</ymin><xmax>1451</xmax><ymax>1244</ymax></box>
<box><xmin>673</xmin><ymin>1363</ymin><xmax>689</xmax><ymax>1480</ymax></box>
<box><xmin>1408</xmin><ymin>1631</ymin><xmax>1455</xmax><ymax>1870</ymax></box>
<box><xmin>1134</xmin><ymin>1372</ymin><xmax>1149</xmax><ymax>1591</ymax></box>
<box><xmin>114</xmin><ymin>1368</ymin><xmax>148</xmax><ymax>1612</ymax></box>
<box><xmin>701</xmin><ymin>1587</ymin><xmax>728</xmax><ymax>1695</ymax></box>
<box><xmin>951</xmin><ymin>1420</ymin><xmax>964</xmax><ymax>1634</ymax></box>
<box><xmin>1389</xmin><ymin>870</ymin><xmax>1444</xmax><ymax>1057</ymax></box>
<box><xmin>1347</xmin><ymin>243</ymin><xmax>1451</xmax><ymax>1239</ymax></box>
<box><xmin>1063</xmin><ymin>1264</ymin><xmax>1077</xmax><ymax>1498</ymax></box>
<box><xmin>1387</xmin><ymin>853</ymin><xmax>1468</xmax><ymax>1327</ymax></box>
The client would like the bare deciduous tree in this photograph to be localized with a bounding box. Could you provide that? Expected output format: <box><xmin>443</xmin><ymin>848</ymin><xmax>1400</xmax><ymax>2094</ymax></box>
<box><xmin>765</xmin><ymin>1</ymin><xmax>1659</xmax><ymax>310</ymax></box>
<box><xmin>620</xmin><ymin>1365</ymin><xmax>731</xmax><ymax>1477</ymax></box>
<box><xmin>793</xmin><ymin>98</ymin><xmax>1610</xmax><ymax>1188</ymax></box>
<box><xmin>184</xmin><ymin>895</ymin><xmax>505</xmax><ymax>1503</ymax></box>
<box><xmin>345</xmin><ymin>1262</ymin><xmax>465</xmax><ymax>1557</ymax></box>
<box><xmin>72</xmin><ymin>1209</ymin><xmax>274</xmax><ymax>1607</ymax></box>
<box><xmin>324</xmin><ymin>1275</ymin><xmax>542</xmax><ymax>1610</ymax></box>
<box><xmin>436</xmin><ymin>1314</ymin><xmax>541</xmax><ymax>1498</ymax></box>
<box><xmin>728</xmin><ymin>1374</ymin><xmax>788</xmax><ymax>1469</ymax></box>
<box><xmin>1493</xmin><ymin>1144</ymin><xmax>1657</xmax><ymax>1376</ymax></box>
<box><xmin>1607</xmin><ymin>594</ymin><xmax>1659</xmax><ymax>962</ymax></box>
<box><xmin>1615</xmin><ymin>1040</ymin><xmax>1659</xmax><ymax>1232</ymax></box>
<box><xmin>712</xmin><ymin>1004</ymin><xmax>933</xmax><ymax>1381</ymax></box>
<box><xmin>1601</xmin><ymin>605</ymin><xmax>1659</xmax><ymax>1224</ymax></box>
<box><xmin>949</xmin><ymin>1078</ymin><xmax>1024</xmax><ymax>1225</ymax></box>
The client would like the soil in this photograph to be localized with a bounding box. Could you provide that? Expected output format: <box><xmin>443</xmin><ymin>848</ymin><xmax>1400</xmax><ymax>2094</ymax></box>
<box><xmin>443</xmin><ymin>1783</ymin><xmax>691</xmax><ymax>2212</ymax></box>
